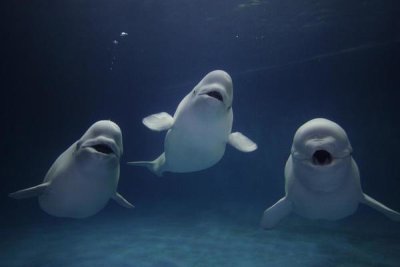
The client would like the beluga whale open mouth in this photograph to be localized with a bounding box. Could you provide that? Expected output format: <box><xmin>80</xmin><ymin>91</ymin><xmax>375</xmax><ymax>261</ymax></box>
<box><xmin>91</xmin><ymin>144</ymin><xmax>114</xmax><ymax>155</ymax></box>
<box><xmin>206</xmin><ymin>91</ymin><xmax>224</xmax><ymax>102</ymax></box>
<box><xmin>312</xmin><ymin>150</ymin><xmax>333</xmax><ymax>166</ymax></box>
<box><xmin>81</xmin><ymin>138</ymin><xmax>119</xmax><ymax>157</ymax></box>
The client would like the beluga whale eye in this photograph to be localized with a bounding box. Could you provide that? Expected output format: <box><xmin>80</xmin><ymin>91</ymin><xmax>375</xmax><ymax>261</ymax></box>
<box><xmin>312</xmin><ymin>150</ymin><xmax>332</xmax><ymax>165</ymax></box>
<box><xmin>91</xmin><ymin>144</ymin><xmax>114</xmax><ymax>155</ymax></box>
<box><xmin>206</xmin><ymin>91</ymin><xmax>223</xmax><ymax>102</ymax></box>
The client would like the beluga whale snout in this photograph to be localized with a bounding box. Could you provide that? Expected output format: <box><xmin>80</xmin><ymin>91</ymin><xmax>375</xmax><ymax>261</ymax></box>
<box><xmin>9</xmin><ymin>120</ymin><xmax>134</xmax><ymax>218</ymax></box>
<box><xmin>261</xmin><ymin>118</ymin><xmax>400</xmax><ymax>229</ymax></box>
<box><xmin>128</xmin><ymin>70</ymin><xmax>257</xmax><ymax>176</ymax></box>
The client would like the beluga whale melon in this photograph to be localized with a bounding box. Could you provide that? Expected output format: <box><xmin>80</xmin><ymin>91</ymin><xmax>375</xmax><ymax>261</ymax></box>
<box><xmin>128</xmin><ymin>70</ymin><xmax>257</xmax><ymax>176</ymax></box>
<box><xmin>9</xmin><ymin>120</ymin><xmax>134</xmax><ymax>218</ymax></box>
<box><xmin>261</xmin><ymin>118</ymin><xmax>400</xmax><ymax>229</ymax></box>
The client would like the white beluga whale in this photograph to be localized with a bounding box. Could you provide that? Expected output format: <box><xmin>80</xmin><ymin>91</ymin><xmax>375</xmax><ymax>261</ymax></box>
<box><xmin>9</xmin><ymin>120</ymin><xmax>134</xmax><ymax>218</ymax></box>
<box><xmin>261</xmin><ymin>118</ymin><xmax>400</xmax><ymax>229</ymax></box>
<box><xmin>128</xmin><ymin>70</ymin><xmax>257</xmax><ymax>176</ymax></box>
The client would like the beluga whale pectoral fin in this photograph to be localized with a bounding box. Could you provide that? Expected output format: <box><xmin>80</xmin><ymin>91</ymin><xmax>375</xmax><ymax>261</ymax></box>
<box><xmin>9</xmin><ymin>182</ymin><xmax>50</xmax><ymax>199</ymax></box>
<box><xmin>228</xmin><ymin>132</ymin><xmax>258</xmax><ymax>152</ymax></box>
<box><xmin>260</xmin><ymin>197</ymin><xmax>293</xmax><ymax>229</ymax></box>
<box><xmin>361</xmin><ymin>193</ymin><xmax>400</xmax><ymax>221</ymax></box>
<box><xmin>143</xmin><ymin>112</ymin><xmax>174</xmax><ymax>131</ymax></box>
<box><xmin>112</xmin><ymin>192</ymin><xmax>135</xmax><ymax>209</ymax></box>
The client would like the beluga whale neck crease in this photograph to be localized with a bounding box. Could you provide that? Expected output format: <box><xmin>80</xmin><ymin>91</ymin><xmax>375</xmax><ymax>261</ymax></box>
<box><xmin>128</xmin><ymin>70</ymin><xmax>257</xmax><ymax>176</ymax></box>
<box><xmin>9</xmin><ymin>120</ymin><xmax>134</xmax><ymax>218</ymax></box>
<box><xmin>261</xmin><ymin>118</ymin><xmax>400</xmax><ymax>229</ymax></box>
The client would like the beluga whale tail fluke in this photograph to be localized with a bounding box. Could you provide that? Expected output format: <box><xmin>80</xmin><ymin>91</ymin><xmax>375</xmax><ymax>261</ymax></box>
<box><xmin>260</xmin><ymin>118</ymin><xmax>400</xmax><ymax>229</ymax></box>
<box><xmin>127</xmin><ymin>153</ymin><xmax>166</xmax><ymax>177</ymax></box>
<box><xmin>127</xmin><ymin>70</ymin><xmax>257</xmax><ymax>176</ymax></box>
<box><xmin>9</xmin><ymin>120</ymin><xmax>134</xmax><ymax>218</ymax></box>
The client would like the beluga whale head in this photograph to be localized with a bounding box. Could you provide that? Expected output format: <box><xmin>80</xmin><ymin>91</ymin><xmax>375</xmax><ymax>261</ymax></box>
<box><xmin>290</xmin><ymin>118</ymin><xmax>353</xmax><ymax>191</ymax></box>
<box><xmin>291</xmin><ymin>118</ymin><xmax>352</xmax><ymax>168</ymax></box>
<box><xmin>76</xmin><ymin>120</ymin><xmax>123</xmax><ymax>165</ymax></box>
<box><xmin>190</xmin><ymin>70</ymin><xmax>233</xmax><ymax>112</ymax></box>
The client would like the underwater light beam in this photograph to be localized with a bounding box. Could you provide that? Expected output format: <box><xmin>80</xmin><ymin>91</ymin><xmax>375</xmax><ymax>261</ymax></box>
<box><xmin>238</xmin><ymin>40</ymin><xmax>400</xmax><ymax>75</ymax></box>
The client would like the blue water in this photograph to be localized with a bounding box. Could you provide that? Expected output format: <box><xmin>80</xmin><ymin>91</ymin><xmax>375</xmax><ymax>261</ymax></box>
<box><xmin>2</xmin><ymin>0</ymin><xmax>400</xmax><ymax>266</ymax></box>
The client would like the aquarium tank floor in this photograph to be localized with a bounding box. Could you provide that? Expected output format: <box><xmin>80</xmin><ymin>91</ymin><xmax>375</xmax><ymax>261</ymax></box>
<box><xmin>1</xmin><ymin>202</ymin><xmax>399</xmax><ymax>267</ymax></box>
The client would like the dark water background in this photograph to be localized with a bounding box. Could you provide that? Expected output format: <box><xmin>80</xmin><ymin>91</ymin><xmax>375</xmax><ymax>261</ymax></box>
<box><xmin>1</xmin><ymin>0</ymin><xmax>400</xmax><ymax>266</ymax></box>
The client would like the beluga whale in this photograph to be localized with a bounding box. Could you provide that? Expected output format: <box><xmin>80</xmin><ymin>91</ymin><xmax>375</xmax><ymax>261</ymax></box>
<box><xmin>261</xmin><ymin>118</ymin><xmax>400</xmax><ymax>229</ymax></box>
<box><xmin>9</xmin><ymin>120</ymin><xmax>134</xmax><ymax>218</ymax></box>
<box><xmin>128</xmin><ymin>70</ymin><xmax>257</xmax><ymax>176</ymax></box>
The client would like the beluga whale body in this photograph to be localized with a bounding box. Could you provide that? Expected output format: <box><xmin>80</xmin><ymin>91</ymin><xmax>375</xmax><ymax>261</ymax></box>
<box><xmin>9</xmin><ymin>120</ymin><xmax>134</xmax><ymax>218</ymax></box>
<box><xmin>128</xmin><ymin>70</ymin><xmax>257</xmax><ymax>176</ymax></box>
<box><xmin>261</xmin><ymin>118</ymin><xmax>400</xmax><ymax>229</ymax></box>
